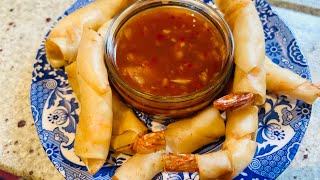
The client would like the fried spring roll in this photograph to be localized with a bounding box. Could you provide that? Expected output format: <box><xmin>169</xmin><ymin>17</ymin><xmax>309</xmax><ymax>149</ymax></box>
<box><xmin>216</xmin><ymin>0</ymin><xmax>266</xmax><ymax>105</ymax></box>
<box><xmin>196</xmin><ymin>150</ymin><xmax>233</xmax><ymax>180</ymax></box>
<box><xmin>226</xmin><ymin>105</ymin><xmax>258</xmax><ymax>141</ymax></box>
<box><xmin>231</xmin><ymin>3</ymin><xmax>265</xmax><ymax>73</ymax></box>
<box><xmin>233</xmin><ymin>65</ymin><xmax>266</xmax><ymax>105</ymax></box>
<box><xmin>265</xmin><ymin>57</ymin><xmax>320</xmax><ymax>104</ymax></box>
<box><xmin>223</xmin><ymin>137</ymin><xmax>257</xmax><ymax>178</ymax></box>
<box><xmin>65</xmin><ymin>61</ymin><xmax>147</xmax><ymax>155</ymax></box>
<box><xmin>165</xmin><ymin>106</ymin><xmax>225</xmax><ymax>153</ymax></box>
<box><xmin>132</xmin><ymin>107</ymin><xmax>225</xmax><ymax>154</ymax></box>
<box><xmin>216</xmin><ymin>0</ymin><xmax>265</xmax><ymax>73</ymax></box>
<box><xmin>223</xmin><ymin>105</ymin><xmax>258</xmax><ymax>178</ymax></box>
<box><xmin>113</xmin><ymin>151</ymin><xmax>165</xmax><ymax>180</ymax></box>
<box><xmin>46</xmin><ymin>0</ymin><xmax>135</xmax><ymax>68</ymax></box>
<box><xmin>111</xmin><ymin>131</ymin><xmax>140</xmax><ymax>154</ymax></box>
<box><xmin>112</xmin><ymin>93</ymin><xmax>147</xmax><ymax>135</ymax></box>
<box><xmin>123</xmin><ymin>150</ymin><xmax>231</xmax><ymax>180</ymax></box>
<box><xmin>111</xmin><ymin>92</ymin><xmax>148</xmax><ymax>154</ymax></box>
<box><xmin>74</xmin><ymin>28</ymin><xmax>113</xmax><ymax>174</ymax></box>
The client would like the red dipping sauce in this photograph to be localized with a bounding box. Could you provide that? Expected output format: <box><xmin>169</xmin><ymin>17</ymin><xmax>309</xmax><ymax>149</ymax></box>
<box><xmin>115</xmin><ymin>7</ymin><xmax>226</xmax><ymax>96</ymax></box>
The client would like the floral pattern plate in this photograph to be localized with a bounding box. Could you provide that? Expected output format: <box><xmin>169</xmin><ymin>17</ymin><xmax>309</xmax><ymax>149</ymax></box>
<box><xmin>30</xmin><ymin>0</ymin><xmax>312</xmax><ymax>179</ymax></box>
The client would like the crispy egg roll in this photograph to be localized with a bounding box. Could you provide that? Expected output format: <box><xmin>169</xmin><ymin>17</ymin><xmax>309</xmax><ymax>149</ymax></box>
<box><xmin>165</xmin><ymin>106</ymin><xmax>225</xmax><ymax>154</ymax></box>
<box><xmin>216</xmin><ymin>0</ymin><xmax>266</xmax><ymax>105</ymax></box>
<box><xmin>65</xmin><ymin>60</ymin><xmax>147</xmax><ymax>155</ymax></box>
<box><xmin>231</xmin><ymin>2</ymin><xmax>265</xmax><ymax>73</ymax></box>
<box><xmin>76</xmin><ymin>29</ymin><xmax>109</xmax><ymax>94</ymax></box>
<box><xmin>196</xmin><ymin>150</ymin><xmax>233</xmax><ymax>180</ymax></box>
<box><xmin>112</xmin><ymin>92</ymin><xmax>147</xmax><ymax>135</ymax></box>
<box><xmin>233</xmin><ymin>65</ymin><xmax>266</xmax><ymax>105</ymax></box>
<box><xmin>111</xmin><ymin>131</ymin><xmax>140</xmax><ymax>155</ymax></box>
<box><xmin>226</xmin><ymin>105</ymin><xmax>258</xmax><ymax>141</ymax></box>
<box><xmin>222</xmin><ymin>104</ymin><xmax>258</xmax><ymax>178</ymax></box>
<box><xmin>111</xmin><ymin>92</ymin><xmax>148</xmax><ymax>154</ymax></box>
<box><xmin>82</xmin><ymin>158</ymin><xmax>106</xmax><ymax>177</ymax></box>
<box><xmin>113</xmin><ymin>151</ymin><xmax>165</xmax><ymax>180</ymax></box>
<box><xmin>216</xmin><ymin>0</ymin><xmax>265</xmax><ymax>73</ymax></box>
<box><xmin>74</xmin><ymin>28</ymin><xmax>113</xmax><ymax>174</ymax></box>
<box><xmin>265</xmin><ymin>57</ymin><xmax>320</xmax><ymax>104</ymax></box>
<box><xmin>46</xmin><ymin>0</ymin><xmax>135</xmax><ymax>68</ymax></box>
<box><xmin>223</xmin><ymin>137</ymin><xmax>257</xmax><ymax>178</ymax></box>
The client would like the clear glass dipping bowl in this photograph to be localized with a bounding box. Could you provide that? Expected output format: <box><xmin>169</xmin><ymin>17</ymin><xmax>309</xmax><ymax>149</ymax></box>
<box><xmin>105</xmin><ymin>0</ymin><xmax>234</xmax><ymax>120</ymax></box>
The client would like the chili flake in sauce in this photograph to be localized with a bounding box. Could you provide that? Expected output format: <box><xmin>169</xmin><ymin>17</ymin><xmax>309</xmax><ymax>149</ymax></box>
<box><xmin>115</xmin><ymin>7</ymin><xmax>226</xmax><ymax>96</ymax></box>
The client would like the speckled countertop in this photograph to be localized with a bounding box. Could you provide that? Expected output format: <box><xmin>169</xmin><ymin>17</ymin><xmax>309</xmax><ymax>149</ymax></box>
<box><xmin>0</xmin><ymin>0</ymin><xmax>319</xmax><ymax>180</ymax></box>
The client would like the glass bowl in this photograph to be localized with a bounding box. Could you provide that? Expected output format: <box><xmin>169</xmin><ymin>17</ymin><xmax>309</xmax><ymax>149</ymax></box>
<box><xmin>105</xmin><ymin>0</ymin><xmax>234</xmax><ymax>120</ymax></box>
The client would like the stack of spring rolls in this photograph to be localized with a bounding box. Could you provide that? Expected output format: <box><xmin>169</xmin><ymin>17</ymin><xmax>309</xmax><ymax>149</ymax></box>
<box><xmin>45</xmin><ymin>0</ymin><xmax>320</xmax><ymax>178</ymax></box>
<box><xmin>48</xmin><ymin>0</ymin><xmax>142</xmax><ymax>174</ymax></box>
<box><xmin>215</xmin><ymin>0</ymin><xmax>264</xmax><ymax>177</ymax></box>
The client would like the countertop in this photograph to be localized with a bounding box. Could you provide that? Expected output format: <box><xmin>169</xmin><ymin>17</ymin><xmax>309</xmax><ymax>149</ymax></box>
<box><xmin>0</xmin><ymin>0</ymin><xmax>319</xmax><ymax>179</ymax></box>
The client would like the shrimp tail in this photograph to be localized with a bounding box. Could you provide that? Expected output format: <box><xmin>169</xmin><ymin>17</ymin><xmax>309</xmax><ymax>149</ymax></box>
<box><xmin>213</xmin><ymin>92</ymin><xmax>255</xmax><ymax>111</ymax></box>
<box><xmin>133</xmin><ymin>131</ymin><xmax>166</xmax><ymax>153</ymax></box>
<box><xmin>163</xmin><ymin>153</ymin><xmax>199</xmax><ymax>172</ymax></box>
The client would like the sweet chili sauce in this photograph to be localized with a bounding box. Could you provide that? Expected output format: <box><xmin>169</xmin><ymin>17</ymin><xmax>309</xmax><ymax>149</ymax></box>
<box><xmin>115</xmin><ymin>6</ymin><xmax>226</xmax><ymax>96</ymax></box>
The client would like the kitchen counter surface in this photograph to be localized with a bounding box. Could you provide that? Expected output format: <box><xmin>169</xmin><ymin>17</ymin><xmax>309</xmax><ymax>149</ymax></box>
<box><xmin>0</xmin><ymin>0</ymin><xmax>319</xmax><ymax>179</ymax></box>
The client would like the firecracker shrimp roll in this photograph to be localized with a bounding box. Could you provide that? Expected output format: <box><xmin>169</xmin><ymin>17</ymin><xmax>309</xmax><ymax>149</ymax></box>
<box><xmin>216</xmin><ymin>0</ymin><xmax>266</xmax><ymax>105</ymax></box>
<box><xmin>74</xmin><ymin>28</ymin><xmax>113</xmax><ymax>174</ymax></box>
<box><xmin>111</xmin><ymin>92</ymin><xmax>148</xmax><ymax>154</ymax></box>
<box><xmin>164</xmin><ymin>106</ymin><xmax>225</xmax><ymax>153</ymax></box>
<box><xmin>46</xmin><ymin>0</ymin><xmax>135</xmax><ymax>68</ymax></box>
<box><xmin>133</xmin><ymin>106</ymin><xmax>226</xmax><ymax>154</ymax></box>
<box><xmin>113</xmin><ymin>151</ymin><xmax>165</xmax><ymax>180</ymax></box>
<box><xmin>265</xmin><ymin>56</ymin><xmax>320</xmax><ymax>104</ymax></box>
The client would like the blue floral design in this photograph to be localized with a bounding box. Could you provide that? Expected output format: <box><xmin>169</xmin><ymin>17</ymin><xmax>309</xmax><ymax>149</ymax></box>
<box><xmin>287</xmin><ymin>39</ymin><xmax>307</xmax><ymax>67</ymax></box>
<box><xmin>274</xmin><ymin>130</ymin><xmax>285</xmax><ymax>140</ymax></box>
<box><xmin>47</xmin><ymin>87</ymin><xmax>73</xmax><ymax>109</ymax></box>
<box><xmin>297</xmin><ymin>68</ymin><xmax>311</xmax><ymax>80</ymax></box>
<box><xmin>57</xmin><ymin>97</ymin><xmax>79</xmax><ymax>133</ymax></box>
<box><xmin>167</xmin><ymin>172</ymin><xmax>183</xmax><ymax>180</ymax></box>
<box><xmin>66</xmin><ymin>173</ymin><xmax>86</xmax><ymax>180</ymax></box>
<box><xmin>296</xmin><ymin>103</ymin><xmax>311</xmax><ymax>119</ymax></box>
<box><xmin>256</xmin><ymin>0</ymin><xmax>275</xmax><ymax>17</ymax></box>
<box><xmin>264</xmin><ymin>25</ymin><xmax>280</xmax><ymax>40</ymax></box>
<box><xmin>48</xmin><ymin>109</ymin><xmax>68</xmax><ymax>125</ymax></box>
<box><xmin>115</xmin><ymin>157</ymin><xmax>127</xmax><ymax>166</ymax></box>
<box><xmin>93</xmin><ymin>167</ymin><xmax>113</xmax><ymax>180</ymax></box>
<box><xmin>282</xmin><ymin>101</ymin><xmax>311</xmax><ymax>131</ymax></box>
<box><xmin>266</xmin><ymin>42</ymin><xmax>282</xmax><ymax>56</ymax></box>
<box><xmin>44</xmin><ymin>143</ymin><xmax>60</xmax><ymax>160</ymax></box>
<box><xmin>53</xmin><ymin>128</ymin><xmax>69</xmax><ymax>144</ymax></box>
<box><xmin>255</xmin><ymin>144</ymin><xmax>277</xmax><ymax>157</ymax></box>
<box><xmin>202</xmin><ymin>0</ymin><xmax>211</xmax><ymax>3</ymax></box>
<box><xmin>287</xmin><ymin>143</ymin><xmax>299</xmax><ymax>161</ymax></box>
<box><xmin>282</xmin><ymin>110</ymin><xmax>294</xmax><ymax>123</ymax></box>
<box><xmin>166</xmin><ymin>172</ymin><xmax>198</xmax><ymax>180</ymax></box>
<box><xmin>271</xmin><ymin>58</ymin><xmax>280</xmax><ymax>64</ymax></box>
<box><xmin>257</xmin><ymin>96</ymin><xmax>291</xmax><ymax>144</ymax></box>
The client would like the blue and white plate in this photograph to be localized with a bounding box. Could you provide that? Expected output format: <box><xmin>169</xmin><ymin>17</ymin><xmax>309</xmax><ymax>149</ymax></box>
<box><xmin>30</xmin><ymin>0</ymin><xmax>312</xmax><ymax>179</ymax></box>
